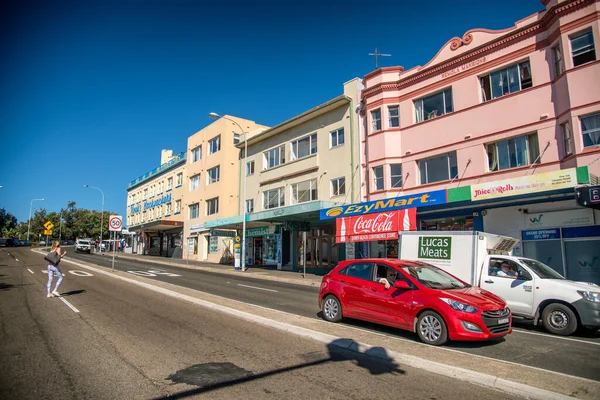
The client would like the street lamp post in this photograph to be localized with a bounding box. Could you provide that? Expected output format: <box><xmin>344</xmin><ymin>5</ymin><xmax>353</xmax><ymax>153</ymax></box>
<box><xmin>27</xmin><ymin>198</ymin><xmax>44</xmax><ymax>241</ymax></box>
<box><xmin>209</xmin><ymin>112</ymin><xmax>248</xmax><ymax>272</ymax></box>
<box><xmin>84</xmin><ymin>185</ymin><xmax>105</xmax><ymax>251</ymax></box>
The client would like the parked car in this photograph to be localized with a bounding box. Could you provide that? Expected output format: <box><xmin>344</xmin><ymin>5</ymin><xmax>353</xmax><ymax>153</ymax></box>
<box><xmin>39</xmin><ymin>240</ymin><xmax>46</xmax><ymax>246</ymax></box>
<box><xmin>20</xmin><ymin>239</ymin><xmax>31</xmax><ymax>246</ymax></box>
<box><xmin>75</xmin><ymin>239</ymin><xmax>93</xmax><ymax>254</ymax></box>
<box><xmin>318</xmin><ymin>258</ymin><xmax>512</xmax><ymax>346</ymax></box>
<box><xmin>0</xmin><ymin>238</ymin><xmax>10</xmax><ymax>247</ymax></box>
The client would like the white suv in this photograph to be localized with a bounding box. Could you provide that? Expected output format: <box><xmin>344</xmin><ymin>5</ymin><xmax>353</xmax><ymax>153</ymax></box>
<box><xmin>75</xmin><ymin>239</ymin><xmax>93</xmax><ymax>254</ymax></box>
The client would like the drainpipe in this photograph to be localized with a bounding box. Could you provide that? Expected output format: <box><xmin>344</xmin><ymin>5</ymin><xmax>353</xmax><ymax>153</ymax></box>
<box><xmin>349</xmin><ymin>98</ymin><xmax>356</xmax><ymax>203</ymax></box>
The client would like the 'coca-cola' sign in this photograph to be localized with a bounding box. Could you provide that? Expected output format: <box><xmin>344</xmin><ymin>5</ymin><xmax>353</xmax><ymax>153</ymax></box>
<box><xmin>336</xmin><ymin>208</ymin><xmax>416</xmax><ymax>243</ymax></box>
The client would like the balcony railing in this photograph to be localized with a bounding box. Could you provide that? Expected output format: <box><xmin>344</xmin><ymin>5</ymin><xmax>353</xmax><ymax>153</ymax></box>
<box><xmin>128</xmin><ymin>153</ymin><xmax>186</xmax><ymax>188</ymax></box>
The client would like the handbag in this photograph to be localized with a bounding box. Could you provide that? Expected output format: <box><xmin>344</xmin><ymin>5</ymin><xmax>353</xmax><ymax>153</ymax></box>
<box><xmin>44</xmin><ymin>251</ymin><xmax>60</xmax><ymax>265</ymax></box>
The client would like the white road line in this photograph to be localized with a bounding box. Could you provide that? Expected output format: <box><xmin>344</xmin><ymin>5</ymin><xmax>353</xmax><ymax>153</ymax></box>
<box><xmin>58</xmin><ymin>297</ymin><xmax>80</xmax><ymax>313</ymax></box>
<box><xmin>513</xmin><ymin>328</ymin><xmax>600</xmax><ymax>345</ymax></box>
<box><xmin>237</xmin><ymin>283</ymin><xmax>278</xmax><ymax>293</ymax></box>
<box><xmin>15</xmin><ymin>258</ymin><xmax>19</xmax><ymax>262</ymax></box>
<box><xmin>27</xmin><ymin>269</ymin><xmax>35</xmax><ymax>274</ymax></box>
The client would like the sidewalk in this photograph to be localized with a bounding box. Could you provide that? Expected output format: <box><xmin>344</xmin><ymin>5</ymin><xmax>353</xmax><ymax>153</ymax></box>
<box><xmin>98</xmin><ymin>252</ymin><xmax>325</xmax><ymax>287</ymax></box>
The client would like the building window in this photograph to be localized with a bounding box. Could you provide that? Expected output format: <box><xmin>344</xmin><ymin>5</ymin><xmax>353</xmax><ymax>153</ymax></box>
<box><xmin>246</xmin><ymin>199</ymin><xmax>254</xmax><ymax>213</ymax></box>
<box><xmin>553</xmin><ymin>45</ymin><xmax>563</xmax><ymax>77</ymax></box>
<box><xmin>570</xmin><ymin>30</ymin><xmax>596</xmax><ymax>67</ymax></box>
<box><xmin>144</xmin><ymin>188</ymin><xmax>148</xmax><ymax>198</ymax></box>
<box><xmin>166</xmin><ymin>202</ymin><xmax>172</xmax><ymax>215</ymax></box>
<box><xmin>175</xmin><ymin>200</ymin><xmax>181</xmax><ymax>213</ymax></box>
<box><xmin>157</xmin><ymin>206</ymin><xmax>163</xmax><ymax>218</ymax></box>
<box><xmin>206</xmin><ymin>197</ymin><xmax>219</xmax><ymax>215</ymax></box>
<box><xmin>561</xmin><ymin>122</ymin><xmax>573</xmax><ymax>157</ymax></box>
<box><xmin>291</xmin><ymin>179</ymin><xmax>318</xmax><ymax>204</ymax></box>
<box><xmin>415</xmin><ymin>88</ymin><xmax>453</xmax><ymax>122</ymax></box>
<box><xmin>419</xmin><ymin>151</ymin><xmax>458</xmax><ymax>184</ymax></box>
<box><xmin>480</xmin><ymin>61</ymin><xmax>532</xmax><ymax>102</ymax></box>
<box><xmin>581</xmin><ymin>113</ymin><xmax>600</xmax><ymax>148</ymax></box>
<box><xmin>189</xmin><ymin>174</ymin><xmax>200</xmax><ymax>191</ymax></box>
<box><xmin>371</xmin><ymin>109</ymin><xmax>382</xmax><ymax>131</ymax></box>
<box><xmin>388</xmin><ymin>105</ymin><xmax>400</xmax><ymax>128</ymax></box>
<box><xmin>176</xmin><ymin>173</ymin><xmax>183</xmax><ymax>187</ymax></box>
<box><xmin>331</xmin><ymin>177</ymin><xmax>345</xmax><ymax>196</ymax></box>
<box><xmin>373</xmin><ymin>166</ymin><xmax>384</xmax><ymax>191</ymax></box>
<box><xmin>189</xmin><ymin>203</ymin><xmax>199</xmax><ymax>219</ymax></box>
<box><xmin>191</xmin><ymin>146</ymin><xmax>202</xmax><ymax>162</ymax></box>
<box><xmin>486</xmin><ymin>133</ymin><xmax>540</xmax><ymax>171</ymax></box>
<box><xmin>264</xmin><ymin>145</ymin><xmax>285</xmax><ymax>169</ymax></box>
<box><xmin>330</xmin><ymin>128</ymin><xmax>344</xmax><ymax>148</ymax></box>
<box><xmin>167</xmin><ymin>177</ymin><xmax>173</xmax><ymax>190</ymax></box>
<box><xmin>208</xmin><ymin>135</ymin><xmax>221</xmax><ymax>155</ymax></box>
<box><xmin>207</xmin><ymin>166</ymin><xmax>220</xmax><ymax>184</ymax></box>
<box><xmin>246</xmin><ymin>160</ymin><xmax>255</xmax><ymax>176</ymax></box>
<box><xmin>263</xmin><ymin>187</ymin><xmax>285</xmax><ymax>209</ymax></box>
<box><xmin>291</xmin><ymin>133</ymin><xmax>317</xmax><ymax>160</ymax></box>
<box><xmin>142</xmin><ymin>211</ymin><xmax>146</xmax><ymax>222</ymax></box>
<box><xmin>390</xmin><ymin>164</ymin><xmax>403</xmax><ymax>189</ymax></box>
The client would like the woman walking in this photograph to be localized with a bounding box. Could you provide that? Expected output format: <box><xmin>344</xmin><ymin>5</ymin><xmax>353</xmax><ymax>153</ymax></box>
<box><xmin>46</xmin><ymin>240</ymin><xmax>67</xmax><ymax>297</ymax></box>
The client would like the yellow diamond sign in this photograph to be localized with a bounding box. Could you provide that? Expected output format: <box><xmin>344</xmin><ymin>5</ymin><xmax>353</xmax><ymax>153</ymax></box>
<box><xmin>44</xmin><ymin>221</ymin><xmax>54</xmax><ymax>230</ymax></box>
<box><xmin>44</xmin><ymin>229</ymin><xmax>53</xmax><ymax>235</ymax></box>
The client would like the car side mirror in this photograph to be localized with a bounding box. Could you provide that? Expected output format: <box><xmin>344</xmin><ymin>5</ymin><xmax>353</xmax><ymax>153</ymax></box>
<box><xmin>394</xmin><ymin>280</ymin><xmax>410</xmax><ymax>289</ymax></box>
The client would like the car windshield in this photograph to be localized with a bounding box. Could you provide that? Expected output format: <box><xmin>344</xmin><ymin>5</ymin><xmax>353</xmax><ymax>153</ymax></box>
<box><xmin>400</xmin><ymin>262</ymin><xmax>468</xmax><ymax>290</ymax></box>
<box><xmin>79</xmin><ymin>241</ymin><xmax>90</xmax><ymax>245</ymax></box>
<box><xmin>518</xmin><ymin>258</ymin><xmax>565</xmax><ymax>279</ymax></box>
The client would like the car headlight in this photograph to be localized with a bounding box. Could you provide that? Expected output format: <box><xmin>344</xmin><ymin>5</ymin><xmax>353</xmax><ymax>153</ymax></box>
<box><xmin>577</xmin><ymin>291</ymin><xmax>600</xmax><ymax>303</ymax></box>
<box><xmin>440</xmin><ymin>298</ymin><xmax>478</xmax><ymax>313</ymax></box>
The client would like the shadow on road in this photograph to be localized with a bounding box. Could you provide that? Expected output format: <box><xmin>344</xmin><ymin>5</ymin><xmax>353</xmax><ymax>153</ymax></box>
<box><xmin>155</xmin><ymin>338</ymin><xmax>404</xmax><ymax>399</ymax></box>
<box><xmin>59</xmin><ymin>290</ymin><xmax>86</xmax><ymax>297</ymax></box>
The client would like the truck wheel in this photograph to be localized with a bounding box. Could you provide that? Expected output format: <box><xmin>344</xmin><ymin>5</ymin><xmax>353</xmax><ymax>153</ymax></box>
<box><xmin>417</xmin><ymin>311</ymin><xmax>448</xmax><ymax>346</ymax></box>
<box><xmin>542</xmin><ymin>303</ymin><xmax>578</xmax><ymax>336</ymax></box>
<box><xmin>322</xmin><ymin>295</ymin><xmax>343</xmax><ymax>323</ymax></box>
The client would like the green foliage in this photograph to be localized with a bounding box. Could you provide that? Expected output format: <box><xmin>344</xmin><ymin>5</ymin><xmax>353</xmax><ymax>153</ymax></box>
<box><xmin>0</xmin><ymin>208</ymin><xmax>18</xmax><ymax>236</ymax></box>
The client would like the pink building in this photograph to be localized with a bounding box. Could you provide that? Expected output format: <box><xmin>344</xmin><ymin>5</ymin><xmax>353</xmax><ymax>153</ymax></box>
<box><xmin>355</xmin><ymin>0</ymin><xmax>600</xmax><ymax>282</ymax></box>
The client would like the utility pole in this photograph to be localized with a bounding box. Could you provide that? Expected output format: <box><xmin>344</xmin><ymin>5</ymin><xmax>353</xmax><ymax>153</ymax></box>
<box><xmin>368</xmin><ymin>48</ymin><xmax>391</xmax><ymax>69</ymax></box>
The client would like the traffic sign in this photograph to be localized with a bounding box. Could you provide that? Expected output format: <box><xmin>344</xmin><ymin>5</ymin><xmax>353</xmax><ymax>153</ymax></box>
<box><xmin>44</xmin><ymin>221</ymin><xmax>54</xmax><ymax>230</ymax></box>
<box><xmin>44</xmin><ymin>229</ymin><xmax>52</xmax><ymax>235</ymax></box>
<box><xmin>109</xmin><ymin>215</ymin><xmax>123</xmax><ymax>232</ymax></box>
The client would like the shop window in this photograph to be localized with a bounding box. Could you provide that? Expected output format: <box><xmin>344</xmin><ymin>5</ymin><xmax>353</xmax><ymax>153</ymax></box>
<box><xmin>189</xmin><ymin>203</ymin><xmax>199</xmax><ymax>219</ymax></box>
<box><xmin>388</xmin><ymin>105</ymin><xmax>400</xmax><ymax>128</ymax></box>
<box><xmin>209</xmin><ymin>236</ymin><xmax>219</xmax><ymax>254</ymax></box>
<box><xmin>263</xmin><ymin>145</ymin><xmax>285</xmax><ymax>169</ymax></box>
<box><xmin>419</xmin><ymin>151</ymin><xmax>458</xmax><ymax>184</ymax></box>
<box><xmin>373</xmin><ymin>166</ymin><xmax>384</xmax><ymax>191</ymax></box>
<box><xmin>415</xmin><ymin>88</ymin><xmax>453</xmax><ymax>122</ymax></box>
<box><xmin>207</xmin><ymin>166</ymin><xmax>220</xmax><ymax>184</ymax></box>
<box><xmin>486</xmin><ymin>133</ymin><xmax>540</xmax><ymax>171</ymax></box>
<box><xmin>330</xmin><ymin>128</ymin><xmax>344</xmax><ymax>148</ymax></box>
<box><xmin>331</xmin><ymin>177</ymin><xmax>345</xmax><ymax>196</ymax></box>
<box><xmin>291</xmin><ymin>133</ymin><xmax>317</xmax><ymax>160</ymax></box>
<box><xmin>208</xmin><ymin>135</ymin><xmax>221</xmax><ymax>155</ymax></box>
<box><xmin>480</xmin><ymin>60</ymin><xmax>532</xmax><ymax>101</ymax></box>
<box><xmin>263</xmin><ymin>187</ymin><xmax>285</xmax><ymax>209</ymax></box>
<box><xmin>206</xmin><ymin>197</ymin><xmax>219</xmax><ymax>215</ymax></box>
<box><xmin>291</xmin><ymin>179</ymin><xmax>317</xmax><ymax>204</ymax></box>
<box><xmin>371</xmin><ymin>109</ymin><xmax>382</xmax><ymax>131</ymax></box>
<box><xmin>570</xmin><ymin>30</ymin><xmax>596</xmax><ymax>67</ymax></box>
<box><xmin>581</xmin><ymin>112</ymin><xmax>600</xmax><ymax>148</ymax></box>
<box><xmin>390</xmin><ymin>164</ymin><xmax>403</xmax><ymax>189</ymax></box>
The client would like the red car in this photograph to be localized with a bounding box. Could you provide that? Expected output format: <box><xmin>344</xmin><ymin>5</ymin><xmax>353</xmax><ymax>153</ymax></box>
<box><xmin>318</xmin><ymin>258</ymin><xmax>512</xmax><ymax>346</ymax></box>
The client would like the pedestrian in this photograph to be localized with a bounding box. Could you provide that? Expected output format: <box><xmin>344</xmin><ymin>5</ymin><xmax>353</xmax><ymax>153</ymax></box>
<box><xmin>45</xmin><ymin>240</ymin><xmax>67</xmax><ymax>297</ymax></box>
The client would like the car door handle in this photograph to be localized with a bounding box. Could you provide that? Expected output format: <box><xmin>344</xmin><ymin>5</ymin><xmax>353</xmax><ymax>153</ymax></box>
<box><xmin>484</xmin><ymin>280</ymin><xmax>494</xmax><ymax>284</ymax></box>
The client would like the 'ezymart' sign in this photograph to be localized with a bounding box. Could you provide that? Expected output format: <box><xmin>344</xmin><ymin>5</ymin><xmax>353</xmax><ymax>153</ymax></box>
<box><xmin>335</xmin><ymin>209</ymin><xmax>416</xmax><ymax>243</ymax></box>
<box><xmin>470</xmin><ymin>168</ymin><xmax>578</xmax><ymax>201</ymax></box>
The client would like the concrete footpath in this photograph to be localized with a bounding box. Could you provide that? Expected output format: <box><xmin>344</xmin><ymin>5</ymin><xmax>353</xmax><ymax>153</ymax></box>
<box><xmin>81</xmin><ymin>252</ymin><xmax>599</xmax><ymax>399</ymax></box>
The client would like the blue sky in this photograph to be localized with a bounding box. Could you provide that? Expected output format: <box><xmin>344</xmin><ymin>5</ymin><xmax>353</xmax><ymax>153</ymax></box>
<box><xmin>0</xmin><ymin>0</ymin><xmax>543</xmax><ymax>225</ymax></box>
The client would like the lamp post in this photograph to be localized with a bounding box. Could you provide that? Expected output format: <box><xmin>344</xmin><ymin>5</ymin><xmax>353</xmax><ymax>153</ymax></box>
<box><xmin>84</xmin><ymin>185</ymin><xmax>104</xmax><ymax>251</ymax></box>
<box><xmin>209</xmin><ymin>112</ymin><xmax>248</xmax><ymax>272</ymax></box>
<box><xmin>58</xmin><ymin>210</ymin><xmax>63</xmax><ymax>242</ymax></box>
<box><xmin>27</xmin><ymin>198</ymin><xmax>44</xmax><ymax>241</ymax></box>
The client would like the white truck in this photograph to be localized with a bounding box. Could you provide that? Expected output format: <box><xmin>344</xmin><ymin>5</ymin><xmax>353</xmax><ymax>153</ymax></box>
<box><xmin>398</xmin><ymin>231</ymin><xmax>600</xmax><ymax>336</ymax></box>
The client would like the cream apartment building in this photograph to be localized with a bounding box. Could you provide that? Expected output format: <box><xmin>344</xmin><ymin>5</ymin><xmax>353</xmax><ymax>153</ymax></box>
<box><xmin>184</xmin><ymin>116</ymin><xmax>269</xmax><ymax>262</ymax></box>
<box><xmin>127</xmin><ymin>149</ymin><xmax>186</xmax><ymax>257</ymax></box>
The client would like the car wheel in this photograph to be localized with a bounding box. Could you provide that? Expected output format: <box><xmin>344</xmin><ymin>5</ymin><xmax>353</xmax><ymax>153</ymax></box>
<box><xmin>542</xmin><ymin>303</ymin><xmax>578</xmax><ymax>336</ymax></box>
<box><xmin>417</xmin><ymin>311</ymin><xmax>448</xmax><ymax>346</ymax></box>
<box><xmin>322</xmin><ymin>295</ymin><xmax>342</xmax><ymax>323</ymax></box>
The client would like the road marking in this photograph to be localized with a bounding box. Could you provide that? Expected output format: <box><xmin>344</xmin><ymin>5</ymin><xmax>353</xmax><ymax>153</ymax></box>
<box><xmin>512</xmin><ymin>328</ymin><xmax>600</xmax><ymax>346</ymax></box>
<box><xmin>58</xmin><ymin>297</ymin><xmax>80</xmax><ymax>313</ymax></box>
<box><xmin>237</xmin><ymin>283</ymin><xmax>278</xmax><ymax>293</ymax></box>
<box><xmin>69</xmin><ymin>270</ymin><xmax>94</xmax><ymax>277</ymax></box>
<box><xmin>15</xmin><ymin>258</ymin><xmax>19</xmax><ymax>262</ymax></box>
<box><xmin>27</xmin><ymin>269</ymin><xmax>34</xmax><ymax>274</ymax></box>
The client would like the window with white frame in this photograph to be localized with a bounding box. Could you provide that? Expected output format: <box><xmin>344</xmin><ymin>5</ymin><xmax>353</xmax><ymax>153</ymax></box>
<box><xmin>189</xmin><ymin>203</ymin><xmax>199</xmax><ymax>219</ymax></box>
<box><xmin>415</xmin><ymin>88</ymin><xmax>454</xmax><ymax>122</ymax></box>
<box><xmin>486</xmin><ymin>133</ymin><xmax>540</xmax><ymax>171</ymax></box>
<box><xmin>149</xmin><ymin>209</ymin><xmax>154</xmax><ymax>220</ymax></box>
<box><xmin>291</xmin><ymin>179</ymin><xmax>317</xmax><ymax>204</ymax></box>
<box><xmin>246</xmin><ymin>199</ymin><xmax>254</xmax><ymax>213</ymax></box>
<box><xmin>189</xmin><ymin>174</ymin><xmax>200</xmax><ymax>191</ymax></box>
<box><xmin>570</xmin><ymin>30</ymin><xmax>596</xmax><ymax>67</ymax></box>
<box><xmin>167</xmin><ymin>177</ymin><xmax>173</xmax><ymax>190</ymax></box>
<box><xmin>263</xmin><ymin>145</ymin><xmax>285</xmax><ymax>169</ymax></box>
<box><xmin>419</xmin><ymin>152</ymin><xmax>458</xmax><ymax>184</ymax></box>
<box><xmin>206</xmin><ymin>197</ymin><xmax>219</xmax><ymax>215</ymax></box>
<box><xmin>480</xmin><ymin>61</ymin><xmax>532</xmax><ymax>102</ymax></box>
<box><xmin>175</xmin><ymin>200</ymin><xmax>181</xmax><ymax>213</ymax></box>
<box><xmin>166</xmin><ymin>202</ymin><xmax>172</xmax><ymax>215</ymax></box>
<box><xmin>191</xmin><ymin>145</ymin><xmax>202</xmax><ymax>162</ymax></box>
<box><xmin>331</xmin><ymin>177</ymin><xmax>345</xmax><ymax>196</ymax></box>
<box><xmin>371</xmin><ymin>109</ymin><xmax>382</xmax><ymax>131</ymax></box>
<box><xmin>561</xmin><ymin>122</ymin><xmax>573</xmax><ymax>157</ymax></box>
<box><xmin>176</xmin><ymin>173</ymin><xmax>183</xmax><ymax>187</ymax></box>
<box><xmin>263</xmin><ymin>187</ymin><xmax>285</xmax><ymax>209</ymax></box>
<box><xmin>150</xmin><ymin>185</ymin><xmax>155</xmax><ymax>196</ymax></box>
<box><xmin>157</xmin><ymin>206</ymin><xmax>163</xmax><ymax>218</ymax></box>
<box><xmin>553</xmin><ymin>45</ymin><xmax>563</xmax><ymax>77</ymax></box>
<box><xmin>390</xmin><ymin>164</ymin><xmax>403</xmax><ymax>189</ymax></box>
<box><xmin>330</xmin><ymin>128</ymin><xmax>344</xmax><ymax>148</ymax></box>
<box><xmin>144</xmin><ymin>188</ymin><xmax>148</xmax><ymax>198</ymax></box>
<box><xmin>373</xmin><ymin>166</ymin><xmax>384</xmax><ymax>191</ymax></box>
<box><xmin>142</xmin><ymin>211</ymin><xmax>146</xmax><ymax>222</ymax></box>
<box><xmin>388</xmin><ymin>106</ymin><xmax>400</xmax><ymax>128</ymax></box>
<box><xmin>246</xmin><ymin>160</ymin><xmax>255</xmax><ymax>176</ymax></box>
<box><xmin>208</xmin><ymin>135</ymin><xmax>221</xmax><ymax>155</ymax></box>
<box><xmin>291</xmin><ymin>133</ymin><xmax>317</xmax><ymax>160</ymax></box>
<box><xmin>581</xmin><ymin>113</ymin><xmax>600</xmax><ymax>148</ymax></box>
<box><xmin>207</xmin><ymin>166</ymin><xmax>220</xmax><ymax>184</ymax></box>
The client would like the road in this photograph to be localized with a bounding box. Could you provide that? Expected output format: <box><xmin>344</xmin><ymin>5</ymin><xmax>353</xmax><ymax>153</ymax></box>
<box><xmin>0</xmin><ymin>247</ymin><xmax>520</xmax><ymax>399</ymax></box>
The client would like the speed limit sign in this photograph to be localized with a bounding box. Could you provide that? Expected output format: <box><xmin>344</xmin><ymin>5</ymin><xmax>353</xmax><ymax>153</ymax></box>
<box><xmin>109</xmin><ymin>215</ymin><xmax>123</xmax><ymax>232</ymax></box>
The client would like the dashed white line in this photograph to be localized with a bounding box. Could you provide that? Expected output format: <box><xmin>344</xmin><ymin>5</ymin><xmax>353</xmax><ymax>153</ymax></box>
<box><xmin>15</xmin><ymin>258</ymin><xmax>19</xmax><ymax>262</ymax></box>
<box><xmin>58</xmin><ymin>297</ymin><xmax>80</xmax><ymax>313</ymax></box>
<box><xmin>237</xmin><ymin>283</ymin><xmax>278</xmax><ymax>293</ymax></box>
<box><xmin>27</xmin><ymin>268</ymin><xmax>34</xmax><ymax>274</ymax></box>
<box><xmin>512</xmin><ymin>328</ymin><xmax>600</xmax><ymax>345</ymax></box>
